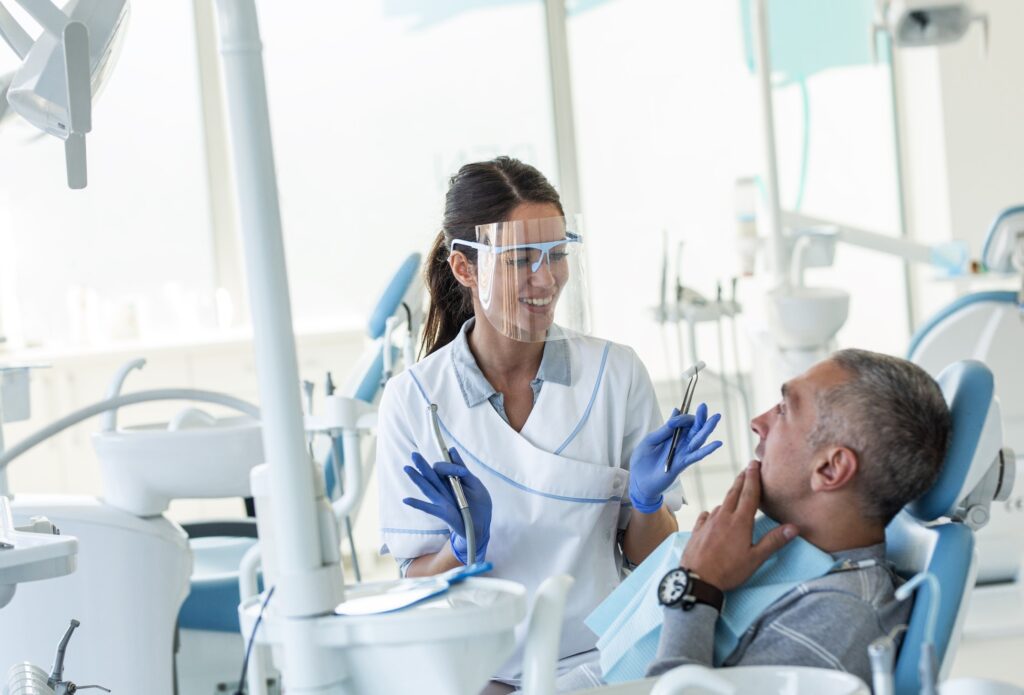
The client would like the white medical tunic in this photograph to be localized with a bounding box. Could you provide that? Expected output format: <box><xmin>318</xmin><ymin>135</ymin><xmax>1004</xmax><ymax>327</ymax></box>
<box><xmin>376</xmin><ymin>327</ymin><xmax>680</xmax><ymax>680</ymax></box>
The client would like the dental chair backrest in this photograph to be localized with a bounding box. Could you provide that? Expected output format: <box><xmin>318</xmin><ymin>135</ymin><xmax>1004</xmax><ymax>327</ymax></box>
<box><xmin>887</xmin><ymin>360</ymin><xmax>1015</xmax><ymax>695</ymax></box>
<box><xmin>980</xmin><ymin>205</ymin><xmax>1024</xmax><ymax>276</ymax></box>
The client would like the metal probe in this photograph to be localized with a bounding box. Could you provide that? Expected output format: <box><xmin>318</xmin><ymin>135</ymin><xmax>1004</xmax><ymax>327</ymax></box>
<box><xmin>665</xmin><ymin>361</ymin><xmax>706</xmax><ymax>473</ymax></box>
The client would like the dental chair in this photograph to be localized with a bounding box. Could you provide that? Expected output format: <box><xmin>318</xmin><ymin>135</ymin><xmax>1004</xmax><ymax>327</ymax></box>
<box><xmin>886</xmin><ymin>360</ymin><xmax>1015</xmax><ymax>695</ymax></box>
<box><xmin>907</xmin><ymin>205</ymin><xmax>1024</xmax><ymax>638</ymax></box>
<box><xmin>175</xmin><ymin>252</ymin><xmax>423</xmax><ymax>692</ymax></box>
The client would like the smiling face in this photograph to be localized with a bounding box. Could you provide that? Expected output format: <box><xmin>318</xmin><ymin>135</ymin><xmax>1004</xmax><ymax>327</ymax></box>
<box><xmin>749</xmin><ymin>359</ymin><xmax>851</xmax><ymax>523</ymax></box>
<box><xmin>469</xmin><ymin>201</ymin><xmax>571</xmax><ymax>342</ymax></box>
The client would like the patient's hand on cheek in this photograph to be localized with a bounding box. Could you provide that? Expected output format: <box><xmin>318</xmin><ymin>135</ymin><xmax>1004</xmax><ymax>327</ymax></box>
<box><xmin>680</xmin><ymin>461</ymin><xmax>799</xmax><ymax>591</ymax></box>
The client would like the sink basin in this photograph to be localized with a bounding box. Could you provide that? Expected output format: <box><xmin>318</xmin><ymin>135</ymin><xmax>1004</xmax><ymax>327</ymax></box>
<box><xmin>92</xmin><ymin>413</ymin><xmax>264</xmax><ymax>516</ymax></box>
<box><xmin>767</xmin><ymin>286</ymin><xmax>850</xmax><ymax>349</ymax></box>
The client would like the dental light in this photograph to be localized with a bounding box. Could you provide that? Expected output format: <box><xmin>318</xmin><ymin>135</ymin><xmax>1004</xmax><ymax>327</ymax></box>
<box><xmin>0</xmin><ymin>0</ymin><xmax>130</xmax><ymax>188</ymax></box>
<box><xmin>874</xmin><ymin>0</ymin><xmax>988</xmax><ymax>50</ymax></box>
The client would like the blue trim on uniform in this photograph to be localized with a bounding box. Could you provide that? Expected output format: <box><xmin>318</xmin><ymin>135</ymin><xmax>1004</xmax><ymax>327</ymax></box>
<box><xmin>907</xmin><ymin>291</ymin><xmax>1019</xmax><ymax>359</ymax></box>
<box><xmin>382</xmin><ymin>527</ymin><xmax>450</xmax><ymax>536</ymax></box>
<box><xmin>554</xmin><ymin>342</ymin><xmax>611</xmax><ymax>455</ymax></box>
<box><xmin>407</xmin><ymin>370</ymin><xmax>622</xmax><ymax>506</ymax></box>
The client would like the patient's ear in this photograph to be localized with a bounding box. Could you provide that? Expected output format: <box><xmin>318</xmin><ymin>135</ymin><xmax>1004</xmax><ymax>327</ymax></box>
<box><xmin>811</xmin><ymin>446</ymin><xmax>859</xmax><ymax>492</ymax></box>
<box><xmin>449</xmin><ymin>251</ymin><xmax>476</xmax><ymax>289</ymax></box>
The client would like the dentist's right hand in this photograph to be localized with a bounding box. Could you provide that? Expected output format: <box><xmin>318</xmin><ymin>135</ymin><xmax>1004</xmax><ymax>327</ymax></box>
<box><xmin>402</xmin><ymin>448</ymin><xmax>492</xmax><ymax>564</ymax></box>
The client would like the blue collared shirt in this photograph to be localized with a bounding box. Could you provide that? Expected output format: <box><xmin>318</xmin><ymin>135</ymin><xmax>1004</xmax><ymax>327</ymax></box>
<box><xmin>449</xmin><ymin>318</ymin><xmax>571</xmax><ymax>424</ymax></box>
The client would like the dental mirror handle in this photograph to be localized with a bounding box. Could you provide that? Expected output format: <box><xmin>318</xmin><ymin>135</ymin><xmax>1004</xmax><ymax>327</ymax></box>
<box><xmin>664</xmin><ymin>361</ymin><xmax>705</xmax><ymax>473</ymax></box>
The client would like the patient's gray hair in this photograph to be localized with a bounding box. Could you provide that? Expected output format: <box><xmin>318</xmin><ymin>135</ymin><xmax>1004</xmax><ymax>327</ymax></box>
<box><xmin>808</xmin><ymin>349</ymin><xmax>951</xmax><ymax>524</ymax></box>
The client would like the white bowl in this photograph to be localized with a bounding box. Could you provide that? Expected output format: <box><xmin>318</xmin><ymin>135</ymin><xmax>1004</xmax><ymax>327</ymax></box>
<box><xmin>767</xmin><ymin>286</ymin><xmax>850</xmax><ymax>349</ymax></box>
<box><xmin>92</xmin><ymin>414</ymin><xmax>264</xmax><ymax>516</ymax></box>
<box><xmin>239</xmin><ymin>577</ymin><xmax>527</xmax><ymax>695</ymax></box>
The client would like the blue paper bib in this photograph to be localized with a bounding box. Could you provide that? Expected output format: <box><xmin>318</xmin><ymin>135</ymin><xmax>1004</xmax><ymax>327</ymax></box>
<box><xmin>585</xmin><ymin>516</ymin><xmax>837</xmax><ymax>683</ymax></box>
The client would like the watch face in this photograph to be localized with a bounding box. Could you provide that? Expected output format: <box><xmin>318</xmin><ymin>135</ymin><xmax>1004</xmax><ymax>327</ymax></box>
<box><xmin>658</xmin><ymin>568</ymin><xmax>689</xmax><ymax>606</ymax></box>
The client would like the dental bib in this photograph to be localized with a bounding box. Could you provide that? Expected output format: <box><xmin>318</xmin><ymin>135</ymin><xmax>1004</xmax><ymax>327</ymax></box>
<box><xmin>585</xmin><ymin>516</ymin><xmax>836</xmax><ymax>683</ymax></box>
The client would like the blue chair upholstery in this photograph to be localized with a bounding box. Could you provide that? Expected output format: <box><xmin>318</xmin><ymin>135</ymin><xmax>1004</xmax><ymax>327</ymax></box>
<box><xmin>179</xmin><ymin>252</ymin><xmax>422</xmax><ymax>633</ymax></box>
<box><xmin>887</xmin><ymin>360</ymin><xmax>995</xmax><ymax>694</ymax></box>
<box><xmin>980</xmin><ymin>205</ymin><xmax>1024</xmax><ymax>274</ymax></box>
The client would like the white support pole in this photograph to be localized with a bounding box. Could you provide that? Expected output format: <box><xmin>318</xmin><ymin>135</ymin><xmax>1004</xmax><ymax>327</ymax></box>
<box><xmin>543</xmin><ymin>0</ymin><xmax>582</xmax><ymax>217</ymax></box>
<box><xmin>192</xmin><ymin>0</ymin><xmax>247</xmax><ymax>327</ymax></box>
<box><xmin>751</xmin><ymin>0</ymin><xmax>787</xmax><ymax>286</ymax></box>
<box><xmin>213</xmin><ymin>0</ymin><xmax>342</xmax><ymax>689</ymax></box>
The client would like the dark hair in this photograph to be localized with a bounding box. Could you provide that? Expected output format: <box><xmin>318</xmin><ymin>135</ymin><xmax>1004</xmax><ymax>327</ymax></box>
<box><xmin>420</xmin><ymin>157</ymin><xmax>564</xmax><ymax>356</ymax></box>
<box><xmin>808</xmin><ymin>349</ymin><xmax>952</xmax><ymax>524</ymax></box>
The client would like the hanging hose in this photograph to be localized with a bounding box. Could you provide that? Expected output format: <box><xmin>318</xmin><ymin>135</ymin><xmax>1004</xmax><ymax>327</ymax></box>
<box><xmin>429</xmin><ymin>404</ymin><xmax>475</xmax><ymax>565</ymax></box>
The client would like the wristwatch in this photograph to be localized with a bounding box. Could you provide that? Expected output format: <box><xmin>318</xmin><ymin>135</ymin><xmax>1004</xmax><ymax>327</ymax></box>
<box><xmin>657</xmin><ymin>567</ymin><xmax>724</xmax><ymax>612</ymax></box>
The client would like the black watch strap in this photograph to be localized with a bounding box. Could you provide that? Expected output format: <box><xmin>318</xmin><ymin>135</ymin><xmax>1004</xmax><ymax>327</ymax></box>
<box><xmin>683</xmin><ymin>573</ymin><xmax>724</xmax><ymax>613</ymax></box>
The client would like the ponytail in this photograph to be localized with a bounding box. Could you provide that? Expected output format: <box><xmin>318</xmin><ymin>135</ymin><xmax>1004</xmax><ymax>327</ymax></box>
<box><xmin>420</xmin><ymin>231</ymin><xmax>473</xmax><ymax>357</ymax></box>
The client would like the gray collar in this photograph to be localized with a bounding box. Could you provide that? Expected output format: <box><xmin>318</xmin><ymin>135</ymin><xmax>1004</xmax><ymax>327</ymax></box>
<box><xmin>449</xmin><ymin>318</ymin><xmax>571</xmax><ymax>408</ymax></box>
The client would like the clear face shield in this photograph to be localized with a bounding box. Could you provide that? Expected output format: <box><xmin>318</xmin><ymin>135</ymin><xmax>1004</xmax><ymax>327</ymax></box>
<box><xmin>451</xmin><ymin>215</ymin><xmax>590</xmax><ymax>343</ymax></box>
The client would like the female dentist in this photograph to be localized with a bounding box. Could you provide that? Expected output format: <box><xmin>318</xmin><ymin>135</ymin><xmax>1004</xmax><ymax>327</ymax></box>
<box><xmin>376</xmin><ymin>157</ymin><xmax>721</xmax><ymax>687</ymax></box>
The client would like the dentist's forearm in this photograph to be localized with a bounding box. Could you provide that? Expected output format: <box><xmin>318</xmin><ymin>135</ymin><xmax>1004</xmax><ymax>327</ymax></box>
<box><xmin>406</xmin><ymin>543</ymin><xmax>463</xmax><ymax>577</ymax></box>
<box><xmin>623</xmin><ymin>505</ymin><xmax>678</xmax><ymax>564</ymax></box>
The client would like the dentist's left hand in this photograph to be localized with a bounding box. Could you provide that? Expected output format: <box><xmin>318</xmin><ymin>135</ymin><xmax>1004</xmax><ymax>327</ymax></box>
<box><xmin>629</xmin><ymin>403</ymin><xmax>722</xmax><ymax>513</ymax></box>
<box><xmin>403</xmin><ymin>448</ymin><xmax>492</xmax><ymax>564</ymax></box>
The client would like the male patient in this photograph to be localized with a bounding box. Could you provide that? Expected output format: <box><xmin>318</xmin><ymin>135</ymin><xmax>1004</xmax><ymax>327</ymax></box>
<box><xmin>645</xmin><ymin>348</ymin><xmax>951</xmax><ymax>684</ymax></box>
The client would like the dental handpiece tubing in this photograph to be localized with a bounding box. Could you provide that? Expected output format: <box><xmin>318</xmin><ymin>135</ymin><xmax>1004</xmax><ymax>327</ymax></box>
<box><xmin>665</xmin><ymin>361</ymin><xmax>705</xmax><ymax>473</ymax></box>
<box><xmin>429</xmin><ymin>404</ymin><xmax>476</xmax><ymax>565</ymax></box>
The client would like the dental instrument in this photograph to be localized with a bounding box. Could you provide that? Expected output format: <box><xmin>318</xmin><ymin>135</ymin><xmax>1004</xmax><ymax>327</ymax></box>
<box><xmin>665</xmin><ymin>361</ymin><xmax>705</xmax><ymax>473</ymax></box>
<box><xmin>324</xmin><ymin>370</ymin><xmax>361</xmax><ymax>583</ymax></box>
<box><xmin>334</xmin><ymin>562</ymin><xmax>492</xmax><ymax>616</ymax></box>
<box><xmin>429</xmin><ymin>403</ymin><xmax>475</xmax><ymax>566</ymax></box>
<box><xmin>867</xmin><ymin>624</ymin><xmax>906</xmax><ymax>695</ymax></box>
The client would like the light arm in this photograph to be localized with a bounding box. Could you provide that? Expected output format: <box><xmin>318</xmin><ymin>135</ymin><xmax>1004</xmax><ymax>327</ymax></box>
<box><xmin>0</xmin><ymin>3</ymin><xmax>32</xmax><ymax>58</ymax></box>
<box><xmin>10</xmin><ymin>0</ymin><xmax>66</xmax><ymax>36</ymax></box>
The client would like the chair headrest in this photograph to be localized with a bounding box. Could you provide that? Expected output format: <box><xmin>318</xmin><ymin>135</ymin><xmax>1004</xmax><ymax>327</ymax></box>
<box><xmin>367</xmin><ymin>253</ymin><xmax>422</xmax><ymax>339</ymax></box>
<box><xmin>907</xmin><ymin>360</ymin><xmax>995</xmax><ymax>522</ymax></box>
<box><xmin>981</xmin><ymin>205</ymin><xmax>1024</xmax><ymax>274</ymax></box>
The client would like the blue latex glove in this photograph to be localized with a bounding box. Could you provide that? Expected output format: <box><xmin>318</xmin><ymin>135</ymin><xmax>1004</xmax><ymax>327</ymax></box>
<box><xmin>628</xmin><ymin>402</ymin><xmax>722</xmax><ymax>513</ymax></box>
<box><xmin>402</xmin><ymin>448</ymin><xmax>493</xmax><ymax>564</ymax></box>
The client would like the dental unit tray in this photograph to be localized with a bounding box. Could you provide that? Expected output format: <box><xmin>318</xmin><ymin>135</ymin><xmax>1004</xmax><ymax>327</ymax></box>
<box><xmin>334</xmin><ymin>562</ymin><xmax>493</xmax><ymax>616</ymax></box>
<box><xmin>0</xmin><ymin>497</ymin><xmax>77</xmax><ymax>607</ymax></box>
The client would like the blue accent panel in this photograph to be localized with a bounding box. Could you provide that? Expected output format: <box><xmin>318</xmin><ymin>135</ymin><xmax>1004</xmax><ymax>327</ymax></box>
<box><xmin>889</xmin><ymin>520</ymin><xmax>974</xmax><ymax>695</ymax></box>
<box><xmin>907</xmin><ymin>291</ymin><xmax>1019</xmax><ymax>360</ymax></box>
<box><xmin>355</xmin><ymin>347</ymin><xmax>386</xmax><ymax>403</ymax></box>
<box><xmin>180</xmin><ymin>578</ymin><xmax>246</xmax><ymax>632</ymax></box>
<box><xmin>554</xmin><ymin>342</ymin><xmax>611</xmax><ymax>455</ymax></box>
<box><xmin>180</xmin><ymin>537</ymin><xmax>262</xmax><ymax>632</ymax></box>
<box><xmin>408</xmin><ymin>372</ymin><xmax>622</xmax><ymax>505</ymax></box>
<box><xmin>382</xmin><ymin>527</ymin><xmax>450</xmax><ymax>536</ymax></box>
<box><xmin>739</xmin><ymin>0</ymin><xmax>877</xmax><ymax>84</ymax></box>
<box><xmin>908</xmin><ymin>361</ymin><xmax>993</xmax><ymax>522</ymax></box>
<box><xmin>981</xmin><ymin>204</ymin><xmax>1024</xmax><ymax>270</ymax></box>
<box><xmin>367</xmin><ymin>253</ymin><xmax>421</xmax><ymax>339</ymax></box>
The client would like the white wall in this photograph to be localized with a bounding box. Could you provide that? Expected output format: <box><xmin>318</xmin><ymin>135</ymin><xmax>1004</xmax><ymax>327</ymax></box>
<box><xmin>898</xmin><ymin>0</ymin><xmax>1024</xmax><ymax>325</ymax></box>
